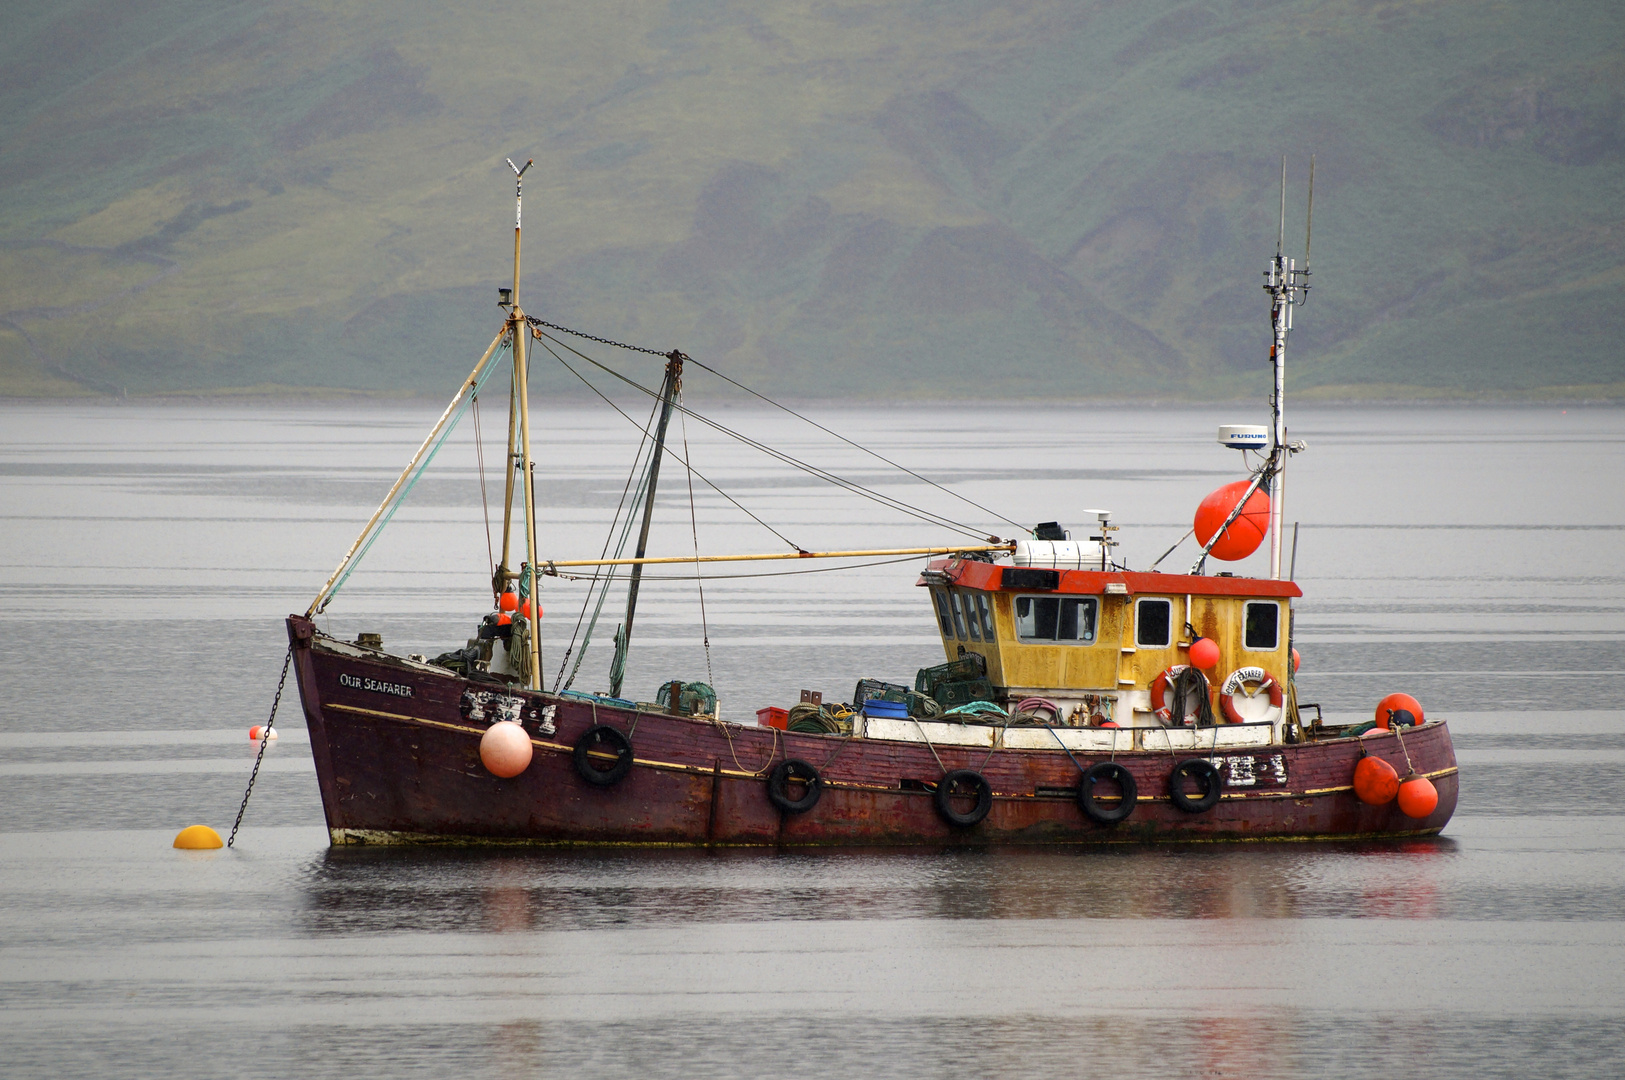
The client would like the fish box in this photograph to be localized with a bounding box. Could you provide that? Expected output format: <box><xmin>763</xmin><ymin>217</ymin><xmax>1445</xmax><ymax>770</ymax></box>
<box><xmin>756</xmin><ymin>706</ymin><xmax>789</xmax><ymax>729</ymax></box>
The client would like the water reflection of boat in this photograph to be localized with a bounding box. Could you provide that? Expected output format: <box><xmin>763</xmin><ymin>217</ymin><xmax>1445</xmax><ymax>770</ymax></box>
<box><xmin>284</xmin><ymin>157</ymin><xmax>1455</xmax><ymax>846</ymax></box>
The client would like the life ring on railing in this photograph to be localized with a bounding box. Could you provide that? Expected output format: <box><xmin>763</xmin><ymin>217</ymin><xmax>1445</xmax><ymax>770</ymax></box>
<box><xmin>572</xmin><ymin>725</ymin><xmax>633</xmax><ymax>787</ymax></box>
<box><xmin>1149</xmin><ymin>665</ymin><xmax>1191</xmax><ymax>723</ymax></box>
<box><xmin>1218</xmin><ymin>667</ymin><xmax>1283</xmax><ymax>724</ymax></box>
<box><xmin>767</xmin><ymin>759</ymin><xmax>823</xmax><ymax>814</ymax></box>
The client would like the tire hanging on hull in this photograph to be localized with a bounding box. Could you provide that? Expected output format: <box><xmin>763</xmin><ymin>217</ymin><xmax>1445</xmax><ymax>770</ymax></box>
<box><xmin>1079</xmin><ymin>762</ymin><xmax>1138</xmax><ymax>825</ymax></box>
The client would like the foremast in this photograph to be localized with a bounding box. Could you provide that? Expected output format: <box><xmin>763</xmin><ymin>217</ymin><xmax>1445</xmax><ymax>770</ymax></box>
<box><xmin>495</xmin><ymin>157</ymin><xmax>545</xmax><ymax>691</ymax></box>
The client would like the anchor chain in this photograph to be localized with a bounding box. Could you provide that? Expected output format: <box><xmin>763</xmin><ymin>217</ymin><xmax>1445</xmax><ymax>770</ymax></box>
<box><xmin>227</xmin><ymin>645</ymin><xmax>293</xmax><ymax>848</ymax></box>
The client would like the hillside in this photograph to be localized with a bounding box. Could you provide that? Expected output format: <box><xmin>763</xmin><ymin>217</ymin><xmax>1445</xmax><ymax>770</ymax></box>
<box><xmin>1</xmin><ymin>0</ymin><xmax>1621</xmax><ymax>400</ymax></box>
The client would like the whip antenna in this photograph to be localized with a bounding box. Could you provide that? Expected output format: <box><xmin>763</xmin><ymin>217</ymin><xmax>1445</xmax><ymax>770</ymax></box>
<box><xmin>1304</xmin><ymin>154</ymin><xmax>1315</xmax><ymax>270</ymax></box>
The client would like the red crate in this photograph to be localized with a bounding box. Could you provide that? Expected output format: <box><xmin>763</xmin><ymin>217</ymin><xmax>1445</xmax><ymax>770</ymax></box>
<box><xmin>756</xmin><ymin>706</ymin><xmax>789</xmax><ymax>729</ymax></box>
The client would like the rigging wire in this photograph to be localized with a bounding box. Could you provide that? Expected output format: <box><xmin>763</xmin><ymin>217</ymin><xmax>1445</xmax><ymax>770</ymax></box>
<box><xmin>536</xmin><ymin>337</ymin><xmax>804</xmax><ymax>552</ymax></box>
<box><xmin>532</xmin><ymin>325</ymin><xmax>995</xmax><ymax>542</ymax></box>
<box><xmin>543</xmin><ymin>551</ymin><xmax>935</xmax><ymax>582</ymax></box>
<box><xmin>679</xmin><ymin>392</ymin><xmax>714</xmax><ymax>687</ymax></box>
<box><xmin>472</xmin><ymin>390</ymin><xmax>495</xmax><ymax>589</ymax></box>
<box><xmin>553</xmin><ymin>386</ymin><xmax>663</xmax><ymax>692</ymax></box>
<box><xmin>527</xmin><ymin>314</ymin><xmax>1025</xmax><ymax>531</ymax></box>
<box><xmin>680</xmin><ymin>353</ymin><xmax>1026</xmax><ymax>530</ymax></box>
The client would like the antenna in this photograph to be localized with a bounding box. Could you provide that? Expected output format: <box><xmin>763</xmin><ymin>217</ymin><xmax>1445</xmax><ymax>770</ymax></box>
<box><xmin>1304</xmin><ymin>155</ymin><xmax>1315</xmax><ymax>269</ymax></box>
<box><xmin>1274</xmin><ymin>153</ymin><xmax>1287</xmax><ymax>256</ymax></box>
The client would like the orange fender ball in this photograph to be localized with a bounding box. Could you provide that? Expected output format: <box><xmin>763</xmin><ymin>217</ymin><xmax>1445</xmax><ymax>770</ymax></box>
<box><xmin>1291</xmin><ymin>647</ymin><xmax>1301</xmax><ymax>673</ymax></box>
<box><xmin>479</xmin><ymin>720</ymin><xmax>533</xmax><ymax>778</ymax></box>
<box><xmin>499</xmin><ymin>591</ymin><xmax>518</xmax><ymax>612</ymax></box>
<box><xmin>496</xmin><ymin>613</ymin><xmax>512</xmax><ymax>626</ymax></box>
<box><xmin>1375</xmin><ymin>692</ymin><xmax>1424</xmax><ymax>729</ymax></box>
<box><xmin>1193</xmin><ymin>480</ymin><xmax>1271</xmax><ymax>561</ymax></box>
<box><xmin>1189</xmin><ymin>637</ymin><xmax>1220</xmax><ymax>669</ymax></box>
<box><xmin>1397</xmin><ymin>776</ymin><xmax>1439</xmax><ymax>819</ymax></box>
<box><xmin>517</xmin><ymin>599</ymin><xmax>543</xmax><ymax>620</ymax></box>
<box><xmin>1353</xmin><ymin>756</ymin><xmax>1400</xmax><ymax>805</ymax></box>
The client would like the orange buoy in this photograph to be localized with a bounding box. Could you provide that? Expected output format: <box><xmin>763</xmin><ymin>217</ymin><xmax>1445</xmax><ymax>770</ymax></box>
<box><xmin>1375</xmin><ymin>692</ymin><xmax>1424</xmax><ymax>729</ymax></box>
<box><xmin>1397</xmin><ymin>775</ymin><xmax>1439</xmax><ymax>818</ymax></box>
<box><xmin>1193</xmin><ymin>480</ymin><xmax>1271</xmax><ymax>561</ymax></box>
<box><xmin>1098</xmin><ymin>720</ymin><xmax>1120</xmax><ymax>728</ymax></box>
<box><xmin>1189</xmin><ymin>637</ymin><xmax>1220</xmax><ymax>669</ymax></box>
<box><xmin>499</xmin><ymin>591</ymin><xmax>518</xmax><ymax>612</ymax></box>
<box><xmin>1291</xmin><ymin>647</ymin><xmax>1301</xmax><ymax>673</ymax></box>
<box><xmin>479</xmin><ymin>720</ymin><xmax>532</xmax><ymax>778</ymax></box>
<box><xmin>517</xmin><ymin>598</ymin><xmax>542</xmax><ymax>620</ymax></box>
<box><xmin>173</xmin><ymin>825</ymin><xmax>223</xmax><ymax>849</ymax></box>
<box><xmin>496</xmin><ymin>612</ymin><xmax>512</xmax><ymax>626</ymax></box>
<box><xmin>1353</xmin><ymin>756</ymin><xmax>1400</xmax><ymax>805</ymax></box>
<box><xmin>248</xmin><ymin>725</ymin><xmax>277</xmax><ymax>741</ymax></box>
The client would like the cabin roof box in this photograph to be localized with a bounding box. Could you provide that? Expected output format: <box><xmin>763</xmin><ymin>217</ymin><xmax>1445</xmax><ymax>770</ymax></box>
<box><xmin>919</xmin><ymin>558</ymin><xmax>1303</xmax><ymax>600</ymax></box>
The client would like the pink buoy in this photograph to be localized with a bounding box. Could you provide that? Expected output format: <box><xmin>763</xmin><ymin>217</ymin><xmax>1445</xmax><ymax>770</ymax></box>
<box><xmin>480</xmin><ymin>720</ymin><xmax>532</xmax><ymax>778</ymax></box>
<box><xmin>1188</xmin><ymin>637</ymin><xmax>1220</xmax><ymax>669</ymax></box>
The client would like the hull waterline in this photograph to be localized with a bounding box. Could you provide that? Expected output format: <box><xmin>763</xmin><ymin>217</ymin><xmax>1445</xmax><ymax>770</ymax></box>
<box><xmin>290</xmin><ymin>617</ymin><xmax>1458</xmax><ymax>847</ymax></box>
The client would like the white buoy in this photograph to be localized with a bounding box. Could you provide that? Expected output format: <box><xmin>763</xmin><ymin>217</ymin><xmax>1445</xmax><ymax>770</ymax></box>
<box><xmin>249</xmin><ymin>725</ymin><xmax>278</xmax><ymax>741</ymax></box>
<box><xmin>480</xmin><ymin>721</ymin><xmax>532</xmax><ymax>778</ymax></box>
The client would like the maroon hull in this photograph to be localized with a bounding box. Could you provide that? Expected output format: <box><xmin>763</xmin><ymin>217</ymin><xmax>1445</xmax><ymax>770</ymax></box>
<box><xmin>290</xmin><ymin>617</ymin><xmax>1458</xmax><ymax>845</ymax></box>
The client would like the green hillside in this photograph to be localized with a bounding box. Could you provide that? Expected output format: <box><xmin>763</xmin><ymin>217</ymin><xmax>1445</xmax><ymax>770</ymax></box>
<box><xmin>1</xmin><ymin>0</ymin><xmax>1621</xmax><ymax>399</ymax></box>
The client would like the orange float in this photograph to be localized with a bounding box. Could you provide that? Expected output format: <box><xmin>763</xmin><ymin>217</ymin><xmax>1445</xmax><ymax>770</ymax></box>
<box><xmin>498</xmin><ymin>591</ymin><xmax>518</xmax><ymax>612</ymax></box>
<box><xmin>1375</xmin><ymin>692</ymin><xmax>1424</xmax><ymax>729</ymax></box>
<box><xmin>1397</xmin><ymin>775</ymin><xmax>1439</xmax><ymax>818</ymax></box>
<box><xmin>1291</xmin><ymin>647</ymin><xmax>1301</xmax><ymax>673</ymax></box>
<box><xmin>1188</xmin><ymin>637</ymin><xmax>1220</xmax><ymax>669</ymax></box>
<box><xmin>479</xmin><ymin>720</ymin><xmax>533</xmax><ymax>778</ymax></box>
<box><xmin>1353</xmin><ymin>756</ymin><xmax>1400</xmax><ymax>805</ymax></box>
<box><xmin>1194</xmin><ymin>480</ymin><xmax>1271</xmax><ymax>561</ymax></box>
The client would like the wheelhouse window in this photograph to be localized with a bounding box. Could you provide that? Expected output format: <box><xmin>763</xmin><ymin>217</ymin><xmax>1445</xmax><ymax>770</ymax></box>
<box><xmin>1136</xmin><ymin>598</ymin><xmax>1172</xmax><ymax>648</ymax></box>
<box><xmin>1244</xmin><ymin>601</ymin><xmax>1280</xmax><ymax>651</ymax></box>
<box><xmin>968</xmin><ymin>591</ymin><xmax>996</xmax><ymax>641</ymax></box>
<box><xmin>949</xmin><ymin>591</ymin><xmax>970</xmax><ymax>640</ymax></box>
<box><xmin>932</xmin><ymin>589</ymin><xmax>955</xmax><ymax>639</ymax></box>
<box><xmin>1014</xmin><ymin>595</ymin><xmax>1098</xmax><ymax>644</ymax></box>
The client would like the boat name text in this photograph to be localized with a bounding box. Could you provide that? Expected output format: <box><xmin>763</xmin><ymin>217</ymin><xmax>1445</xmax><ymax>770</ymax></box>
<box><xmin>339</xmin><ymin>673</ymin><xmax>414</xmax><ymax>698</ymax></box>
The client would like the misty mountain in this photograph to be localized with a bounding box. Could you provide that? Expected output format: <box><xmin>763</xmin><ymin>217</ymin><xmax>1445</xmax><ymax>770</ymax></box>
<box><xmin>1</xmin><ymin>0</ymin><xmax>1620</xmax><ymax>400</ymax></box>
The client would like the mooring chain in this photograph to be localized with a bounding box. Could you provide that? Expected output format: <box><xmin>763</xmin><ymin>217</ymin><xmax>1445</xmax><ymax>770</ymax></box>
<box><xmin>525</xmin><ymin>315</ymin><xmax>673</xmax><ymax>358</ymax></box>
<box><xmin>227</xmin><ymin>646</ymin><xmax>293</xmax><ymax>848</ymax></box>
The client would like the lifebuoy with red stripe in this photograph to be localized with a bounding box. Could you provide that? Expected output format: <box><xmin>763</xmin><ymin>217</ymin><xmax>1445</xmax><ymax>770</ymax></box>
<box><xmin>1219</xmin><ymin>666</ymin><xmax>1283</xmax><ymax>724</ymax></box>
<box><xmin>1149</xmin><ymin>665</ymin><xmax>1190</xmax><ymax>723</ymax></box>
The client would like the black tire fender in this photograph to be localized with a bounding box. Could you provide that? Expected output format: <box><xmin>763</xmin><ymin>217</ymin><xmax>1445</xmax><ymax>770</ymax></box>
<box><xmin>1079</xmin><ymin>761</ymin><xmax>1138</xmax><ymax>825</ymax></box>
<box><xmin>934</xmin><ymin>769</ymin><xmax>993</xmax><ymax>827</ymax></box>
<box><xmin>1168</xmin><ymin>758</ymin><xmax>1223</xmax><ymax>813</ymax></box>
<box><xmin>572</xmin><ymin>724</ymin><xmax>633</xmax><ymax>787</ymax></box>
<box><xmin>766</xmin><ymin>758</ymin><xmax>823</xmax><ymax>814</ymax></box>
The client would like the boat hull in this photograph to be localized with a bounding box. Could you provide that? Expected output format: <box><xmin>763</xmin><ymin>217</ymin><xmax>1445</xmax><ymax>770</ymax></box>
<box><xmin>289</xmin><ymin>617</ymin><xmax>1458</xmax><ymax>846</ymax></box>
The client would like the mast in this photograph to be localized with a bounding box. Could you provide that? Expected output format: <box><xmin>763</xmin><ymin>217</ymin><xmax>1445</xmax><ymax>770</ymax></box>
<box><xmin>1263</xmin><ymin>155</ymin><xmax>1312</xmax><ymax>580</ymax></box>
<box><xmin>502</xmin><ymin>156</ymin><xmax>543</xmax><ymax>691</ymax></box>
<box><xmin>608</xmin><ymin>350</ymin><xmax>684</xmax><ymax>699</ymax></box>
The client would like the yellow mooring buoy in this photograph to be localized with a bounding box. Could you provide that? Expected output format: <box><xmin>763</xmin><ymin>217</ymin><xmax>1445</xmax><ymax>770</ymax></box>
<box><xmin>173</xmin><ymin>825</ymin><xmax>224</xmax><ymax>849</ymax></box>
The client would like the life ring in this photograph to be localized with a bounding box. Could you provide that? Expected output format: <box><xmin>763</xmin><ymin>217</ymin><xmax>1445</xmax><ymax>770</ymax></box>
<box><xmin>572</xmin><ymin>724</ymin><xmax>633</xmax><ymax>786</ymax></box>
<box><xmin>767</xmin><ymin>759</ymin><xmax>823</xmax><ymax>814</ymax></box>
<box><xmin>934</xmin><ymin>769</ymin><xmax>993</xmax><ymax>827</ymax></box>
<box><xmin>1079</xmin><ymin>761</ymin><xmax>1138</xmax><ymax>825</ymax></box>
<box><xmin>1168</xmin><ymin>758</ymin><xmax>1222</xmax><ymax>813</ymax></box>
<box><xmin>1150</xmin><ymin>665</ymin><xmax>1204</xmax><ymax>723</ymax></box>
<box><xmin>1219</xmin><ymin>666</ymin><xmax>1283</xmax><ymax>724</ymax></box>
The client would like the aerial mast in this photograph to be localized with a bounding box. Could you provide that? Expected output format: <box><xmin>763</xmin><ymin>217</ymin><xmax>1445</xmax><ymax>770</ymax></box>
<box><xmin>1263</xmin><ymin>155</ymin><xmax>1312</xmax><ymax>580</ymax></box>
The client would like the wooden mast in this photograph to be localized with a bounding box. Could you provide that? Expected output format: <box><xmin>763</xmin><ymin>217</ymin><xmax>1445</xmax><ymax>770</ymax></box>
<box><xmin>608</xmin><ymin>351</ymin><xmax>683</xmax><ymax>699</ymax></box>
<box><xmin>505</xmin><ymin>157</ymin><xmax>543</xmax><ymax>691</ymax></box>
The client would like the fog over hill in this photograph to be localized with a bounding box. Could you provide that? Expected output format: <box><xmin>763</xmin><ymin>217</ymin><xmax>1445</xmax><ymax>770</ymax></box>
<box><xmin>1</xmin><ymin>0</ymin><xmax>1620</xmax><ymax>400</ymax></box>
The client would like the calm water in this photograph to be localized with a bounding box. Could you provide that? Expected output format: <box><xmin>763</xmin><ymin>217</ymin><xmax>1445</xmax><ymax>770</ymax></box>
<box><xmin>3</xmin><ymin>396</ymin><xmax>1623</xmax><ymax>1078</ymax></box>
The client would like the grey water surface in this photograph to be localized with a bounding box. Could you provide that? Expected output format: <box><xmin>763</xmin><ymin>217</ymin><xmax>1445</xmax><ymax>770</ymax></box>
<box><xmin>2</xmin><ymin>398</ymin><xmax>1623</xmax><ymax>1079</ymax></box>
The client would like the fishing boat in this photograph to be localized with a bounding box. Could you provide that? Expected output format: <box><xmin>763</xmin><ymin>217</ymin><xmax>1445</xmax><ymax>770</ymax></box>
<box><xmin>278</xmin><ymin>158</ymin><xmax>1456</xmax><ymax>845</ymax></box>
